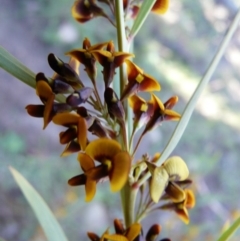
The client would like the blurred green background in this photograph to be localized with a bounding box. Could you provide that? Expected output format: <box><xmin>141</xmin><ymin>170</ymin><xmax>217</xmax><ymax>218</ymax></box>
<box><xmin>1</xmin><ymin>0</ymin><xmax>240</xmax><ymax>240</ymax></box>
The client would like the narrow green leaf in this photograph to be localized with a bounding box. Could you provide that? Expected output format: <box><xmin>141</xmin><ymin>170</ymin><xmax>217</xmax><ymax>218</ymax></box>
<box><xmin>137</xmin><ymin>7</ymin><xmax>240</xmax><ymax>186</ymax></box>
<box><xmin>0</xmin><ymin>46</ymin><xmax>36</xmax><ymax>88</ymax></box>
<box><xmin>0</xmin><ymin>46</ymin><xmax>66</xmax><ymax>102</ymax></box>
<box><xmin>128</xmin><ymin>0</ymin><xmax>156</xmax><ymax>41</ymax></box>
<box><xmin>155</xmin><ymin>7</ymin><xmax>240</xmax><ymax>166</ymax></box>
<box><xmin>9</xmin><ymin>166</ymin><xmax>68</xmax><ymax>241</ymax></box>
<box><xmin>217</xmin><ymin>216</ymin><xmax>240</xmax><ymax>241</ymax></box>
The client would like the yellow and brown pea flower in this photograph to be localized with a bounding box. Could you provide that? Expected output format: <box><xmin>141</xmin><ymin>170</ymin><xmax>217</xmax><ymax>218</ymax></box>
<box><xmin>123</xmin><ymin>0</ymin><xmax>169</xmax><ymax>20</ymax></box>
<box><xmin>68</xmin><ymin>139</ymin><xmax>131</xmax><ymax>202</ymax></box>
<box><xmin>145</xmin><ymin>156</ymin><xmax>195</xmax><ymax>224</ymax></box>
<box><xmin>141</xmin><ymin>94</ymin><xmax>180</xmax><ymax>136</ymax></box>
<box><xmin>128</xmin><ymin>94</ymin><xmax>154</xmax><ymax>134</ymax></box>
<box><xmin>159</xmin><ymin>189</ymin><xmax>195</xmax><ymax>224</ymax></box>
<box><xmin>66</xmin><ymin>38</ymin><xmax>108</xmax><ymax>84</ymax></box>
<box><xmin>26</xmin><ymin>73</ymin><xmax>72</xmax><ymax>129</ymax></box>
<box><xmin>26</xmin><ymin>52</ymin><xmax>87</xmax><ymax>129</ymax></box>
<box><xmin>147</xmin><ymin>156</ymin><xmax>189</xmax><ymax>203</ymax></box>
<box><xmin>72</xmin><ymin>0</ymin><xmax>108</xmax><ymax>23</ymax></box>
<box><xmin>87</xmin><ymin>219</ymin><xmax>171</xmax><ymax>241</ymax></box>
<box><xmin>91</xmin><ymin>41</ymin><xmax>134</xmax><ymax>88</ymax></box>
<box><xmin>121</xmin><ymin>60</ymin><xmax>161</xmax><ymax>101</ymax></box>
<box><xmin>52</xmin><ymin>112</ymin><xmax>88</xmax><ymax>151</ymax></box>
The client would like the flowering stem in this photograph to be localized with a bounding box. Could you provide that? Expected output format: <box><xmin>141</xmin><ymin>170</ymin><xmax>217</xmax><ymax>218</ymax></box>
<box><xmin>115</xmin><ymin>0</ymin><xmax>136</xmax><ymax>228</ymax></box>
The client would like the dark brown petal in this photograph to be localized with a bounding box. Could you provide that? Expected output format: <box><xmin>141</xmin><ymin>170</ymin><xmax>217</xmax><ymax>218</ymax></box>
<box><xmin>26</xmin><ymin>105</ymin><xmax>44</xmax><ymax>117</ymax></box>
<box><xmin>164</xmin><ymin>96</ymin><xmax>178</xmax><ymax>109</ymax></box>
<box><xmin>48</xmin><ymin>53</ymin><xmax>80</xmax><ymax>84</ymax></box>
<box><xmin>165</xmin><ymin>182</ymin><xmax>186</xmax><ymax>203</ymax></box>
<box><xmin>87</xmin><ymin>232</ymin><xmax>100</xmax><ymax>241</ymax></box>
<box><xmin>68</xmin><ymin>174</ymin><xmax>86</xmax><ymax>186</ymax></box>
<box><xmin>60</xmin><ymin>140</ymin><xmax>80</xmax><ymax>157</ymax></box>
<box><xmin>104</xmin><ymin>87</ymin><xmax>125</xmax><ymax>122</ymax></box>
<box><xmin>66</xmin><ymin>87</ymin><xmax>93</xmax><ymax>106</ymax></box>
<box><xmin>76</xmin><ymin>106</ymin><xmax>88</xmax><ymax>117</ymax></box>
<box><xmin>146</xmin><ymin>224</ymin><xmax>161</xmax><ymax>241</ymax></box>
<box><xmin>88</xmin><ymin>119</ymin><xmax>109</xmax><ymax>138</ymax></box>
<box><xmin>59</xmin><ymin>128</ymin><xmax>77</xmax><ymax>144</ymax></box>
<box><xmin>35</xmin><ymin>72</ymin><xmax>49</xmax><ymax>82</ymax></box>
<box><xmin>114</xmin><ymin>219</ymin><xmax>125</xmax><ymax>234</ymax></box>
<box><xmin>85</xmin><ymin>164</ymin><xmax>109</xmax><ymax>180</ymax></box>
<box><xmin>72</xmin><ymin>0</ymin><xmax>109</xmax><ymax>23</ymax></box>
<box><xmin>52</xmin><ymin>79</ymin><xmax>74</xmax><ymax>94</ymax></box>
<box><xmin>66</xmin><ymin>49</ymin><xmax>97</xmax><ymax>84</ymax></box>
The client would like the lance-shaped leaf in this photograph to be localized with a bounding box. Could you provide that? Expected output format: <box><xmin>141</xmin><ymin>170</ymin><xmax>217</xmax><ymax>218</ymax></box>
<box><xmin>9</xmin><ymin>167</ymin><xmax>68</xmax><ymax>241</ymax></box>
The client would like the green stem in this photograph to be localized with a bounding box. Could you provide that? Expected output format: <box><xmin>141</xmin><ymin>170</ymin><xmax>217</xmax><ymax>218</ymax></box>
<box><xmin>115</xmin><ymin>0</ymin><xmax>136</xmax><ymax>227</ymax></box>
<box><xmin>120</xmin><ymin>184</ymin><xmax>138</xmax><ymax>227</ymax></box>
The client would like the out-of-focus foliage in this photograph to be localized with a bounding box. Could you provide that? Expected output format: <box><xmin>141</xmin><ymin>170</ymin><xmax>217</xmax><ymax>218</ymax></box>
<box><xmin>1</xmin><ymin>0</ymin><xmax>240</xmax><ymax>240</ymax></box>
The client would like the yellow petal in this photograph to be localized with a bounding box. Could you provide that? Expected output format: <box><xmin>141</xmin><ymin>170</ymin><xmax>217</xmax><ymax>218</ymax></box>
<box><xmin>185</xmin><ymin>189</ymin><xmax>195</xmax><ymax>209</ymax></box>
<box><xmin>78</xmin><ymin>116</ymin><xmax>87</xmax><ymax>151</ymax></box>
<box><xmin>43</xmin><ymin>94</ymin><xmax>55</xmax><ymax>129</ymax></box>
<box><xmin>175</xmin><ymin>207</ymin><xmax>189</xmax><ymax>224</ymax></box>
<box><xmin>85</xmin><ymin>178</ymin><xmax>96</xmax><ymax>202</ymax></box>
<box><xmin>85</xmin><ymin>138</ymin><xmax>121</xmax><ymax>161</ymax></box>
<box><xmin>36</xmin><ymin>80</ymin><xmax>53</xmax><ymax>100</ymax></box>
<box><xmin>149</xmin><ymin>165</ymin><xmax>169</xmax><ymax>203</ymax></box>
<box><xmin>164</xmin><ymin>109</ymin><xmax>181</xmax><ymax>121</ymax></box>
<box><xmin>103</xmin><ymin>234</ymin><xmax>128</xmax><ymax>241</ymax></box>
<box><xmin>151</xmin><ymin>152</ymin><xmax>161</xmax><ymax>163</ymax></box>
<box><xmin>110</xmin><ymin>151</ymin><xmax>131</xmax><ymax>192</ymax></box>
<box><xmin>78</xmin><ymin>153</ymin><xmax>95</xmax><ymax>171</ymax></box>
<box><xmin>52</xmin><ymin>112</ymin><xmax>79</xmax><ymax>126</ymax></box>
<box><xmin>128</xmin><ymin>94</ymin><xmax>146</xmax><ymax>111</ymax></box>
<box><xmin>163</xmin><ymin>156</ymin><xmax>189</xmax><ymax>181</ymax></box>
<box><xmin>151</xmin><ymin>93</ymin><xmax>165</xmax><ymax>111</ymax></box>
<box><xmin>125</xmin><ymin>223</ymin><xmax>141</xmax><ymax>241</ymax></box>
<box><xmin>152</xmin><ymin>0</ymin><xmax>169</xmax><ymax>14</ymax></box>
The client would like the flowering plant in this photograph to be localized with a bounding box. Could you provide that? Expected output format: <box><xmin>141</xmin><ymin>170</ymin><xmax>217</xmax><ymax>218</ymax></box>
<box><xmin>1</xmin><ymin>0</ymin><xmax>240</xmax><ymax>240</ymax></box>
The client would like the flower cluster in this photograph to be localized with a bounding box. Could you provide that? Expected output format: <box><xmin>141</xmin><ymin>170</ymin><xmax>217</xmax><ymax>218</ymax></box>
<box><xmin>71</xmin><ymin>0</ymin><xmax>169</xmax><ymax>24</ymax></box>
<box><xmin>87</xmin><ymin>219</ymin><xmax>171</xmax><ymax>241</ymax></box>
<box><xmin>26</xmin><ymin>0</ymin><xmax>195</xmax><ymax>239</ymax></box>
